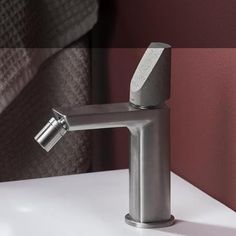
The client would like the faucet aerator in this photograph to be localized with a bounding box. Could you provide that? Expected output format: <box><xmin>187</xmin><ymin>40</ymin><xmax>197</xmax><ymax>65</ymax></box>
<box><xmin>34</xmin><ymin>117</ymin><xmax>67</xmax><ymax>152</ymax></box>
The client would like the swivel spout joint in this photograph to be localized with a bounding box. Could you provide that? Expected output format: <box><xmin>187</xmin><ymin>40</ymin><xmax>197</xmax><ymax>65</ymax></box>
<box><xmin>34</xmin><ymin>42</ymin><xmax>174</xmax><ymax>228</ymax></box>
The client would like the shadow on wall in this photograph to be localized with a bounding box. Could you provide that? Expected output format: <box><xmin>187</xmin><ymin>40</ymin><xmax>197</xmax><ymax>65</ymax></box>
<box><xmin>159</xmin><ymin>220</ymin><xmax>236</xmax><ymax>236</ymax></box>
<box><xmin>91</xmin><ymin>48</ymin><xmax>145</xmax><ymax>171</ymax></box>
<box><xmin>92</xmin><ymin>0</ymin><xmax>117</xmax><ymax>48</ymax></box>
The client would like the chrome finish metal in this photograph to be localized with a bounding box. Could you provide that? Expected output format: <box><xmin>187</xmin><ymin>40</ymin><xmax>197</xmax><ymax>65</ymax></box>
<box><xmin>34</xmin><ymin>117</ymin><xmax>67</xmax><ymax>152</ymax></box>
<box><xmin>34</xmin><ymin>42</ymin><xmax>174</xmax><ymax>228</ymax></box>
<box><xmin>125</xmin><ymin>214</ymin><xmax>175</xmax><ymax>228</ymax></box>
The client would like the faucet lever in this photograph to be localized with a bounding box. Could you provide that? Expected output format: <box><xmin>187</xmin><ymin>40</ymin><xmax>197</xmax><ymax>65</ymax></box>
<box><xmin>130</xmin><ymin>42</ymin><xmax>171</xmax><ymax>108</ymax></box>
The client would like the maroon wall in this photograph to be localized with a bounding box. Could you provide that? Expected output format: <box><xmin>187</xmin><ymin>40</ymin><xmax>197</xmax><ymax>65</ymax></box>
<box><xmin>94</xmin><ymin>0</ymin><xmax>236</xmax><ymax>48</ymax></box>
<box><xmin>92</xmin><ymin>0</ymin><xmax>236</xmax><ymax>211</ymax></box>
<box><xmin>171</xmin><ymin>49</ymin><xmax>236</xmax><ymax>211</ymax></box>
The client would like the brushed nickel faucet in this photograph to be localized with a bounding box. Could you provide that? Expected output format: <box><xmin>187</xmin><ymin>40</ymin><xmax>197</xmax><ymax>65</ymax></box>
<box><xmin>34</xmin><ymin>43</ymin><xmax>175</xmax><ymax>228</ymax></box>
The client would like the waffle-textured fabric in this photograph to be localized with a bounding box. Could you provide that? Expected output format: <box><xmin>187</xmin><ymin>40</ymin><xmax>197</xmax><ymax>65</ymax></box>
<box><xmin>0</xmin><ymin>39</ymin><xmax>92</xmax><ymax>181</ymax></box>
<box><xmin>0</xmin><ymin>0</ymin><xmax>98</xmax><ymax>181</ymax></box>
<box><xmin>0</xmin><ymin>0</ymin><xmax>98</xmax><ymax>113</ymax></box>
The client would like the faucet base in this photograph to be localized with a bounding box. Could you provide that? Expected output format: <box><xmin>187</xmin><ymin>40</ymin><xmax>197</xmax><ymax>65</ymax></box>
<box><xmin>125</xmin><ymin>214</ymin><xmax>175</xmax><ymax>229</ymax></box>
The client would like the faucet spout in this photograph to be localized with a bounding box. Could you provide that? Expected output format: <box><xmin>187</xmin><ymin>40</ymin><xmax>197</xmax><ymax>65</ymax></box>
<box><xmin>52</xmin><ymin>103</ymin><xmax>150</xmax><ymax>131</ymax></box>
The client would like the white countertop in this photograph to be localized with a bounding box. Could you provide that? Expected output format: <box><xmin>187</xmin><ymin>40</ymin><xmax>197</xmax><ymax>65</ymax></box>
<box><xmin>0</xmin><ymin>170</ymin><xmax>235</xmax><ymax>236</ymax></box>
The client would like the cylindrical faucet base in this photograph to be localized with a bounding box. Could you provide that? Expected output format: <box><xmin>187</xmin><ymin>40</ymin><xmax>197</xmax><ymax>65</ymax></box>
<box><xmin>125</xmin><ymin>214</ymin><xmax>175</xmax><ymax>228</ymax></box>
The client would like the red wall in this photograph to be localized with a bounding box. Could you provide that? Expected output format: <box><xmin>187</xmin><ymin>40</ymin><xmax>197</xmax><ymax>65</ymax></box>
<box><xmin>94</xmin><ymin>0</ymin><xmax>236</xmax><ymax>48</ymax></box>
<box><xmin>92</xmin><ymin>0</ymin><xmax>236</xmax><ymax>211</ymax></box>
<box><xmin>171</xmin><ymin>49</ymin><xmax>236</xmax><ymax>211</ymax></box>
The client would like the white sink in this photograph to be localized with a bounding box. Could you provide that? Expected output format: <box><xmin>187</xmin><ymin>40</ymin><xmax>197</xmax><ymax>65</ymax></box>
<box><xmin>0</xmin><ymin>170</ymin><xmax>235</xmax><ymax>236</ymax></box>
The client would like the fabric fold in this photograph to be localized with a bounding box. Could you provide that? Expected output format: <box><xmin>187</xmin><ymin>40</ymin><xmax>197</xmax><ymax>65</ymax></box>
<box><xmin>0</xmin><ymin>0</ymin><xmax>98</xmax><ymax>113</ymax></box>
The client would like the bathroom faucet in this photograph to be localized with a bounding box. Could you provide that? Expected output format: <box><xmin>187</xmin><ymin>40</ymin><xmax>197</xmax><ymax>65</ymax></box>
<box><xmin>34</xmin><ymin>42</ymin><xmax>175</xmax><ymax>228</ymax></box>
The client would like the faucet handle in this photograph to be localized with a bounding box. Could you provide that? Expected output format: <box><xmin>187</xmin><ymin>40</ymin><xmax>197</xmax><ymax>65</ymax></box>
<box><xmin>130</xmin><ymin>42</ymin><xmax>171</xmax><ymax>108</ymax></box>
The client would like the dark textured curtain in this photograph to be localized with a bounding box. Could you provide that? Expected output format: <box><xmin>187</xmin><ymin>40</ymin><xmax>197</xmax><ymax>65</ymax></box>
<box><xmin>0</xmin><ymin>39</ymin><xmax>92</xmax><ymax>181</ymax></box>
